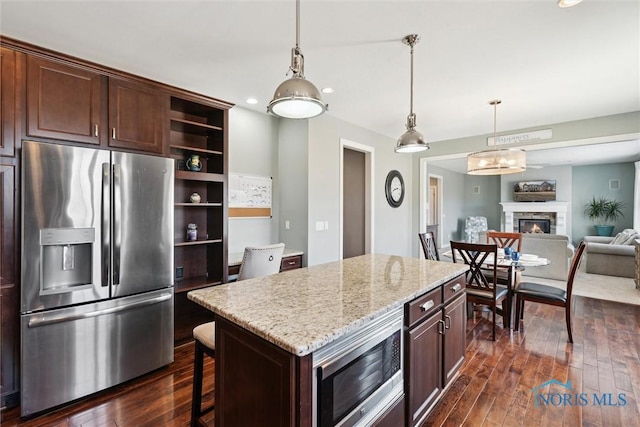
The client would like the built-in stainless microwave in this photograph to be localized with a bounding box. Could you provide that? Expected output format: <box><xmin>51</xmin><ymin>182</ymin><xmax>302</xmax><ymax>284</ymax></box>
<box><xmin>313</xmin><ymin>309</ymin><xmax>404</xmax><ymax>427</ymax></box>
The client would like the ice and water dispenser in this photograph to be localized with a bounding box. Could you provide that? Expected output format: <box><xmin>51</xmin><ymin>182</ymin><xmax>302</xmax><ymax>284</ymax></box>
<box><xmin>39</xmin><ymin>228</ymin><xmax>95</xmax><ymax>294</ymax></box>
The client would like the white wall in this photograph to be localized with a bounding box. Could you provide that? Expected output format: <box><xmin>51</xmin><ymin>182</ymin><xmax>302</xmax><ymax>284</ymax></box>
<box><xmin>227</xmin><ymin>107</ymin><xmax>280</xmax><ymax>254</ymax></box>
<box><xmin>308</xmin><ymin>115</ymin><xmax>413</xmax><ymax>265</ymax></box>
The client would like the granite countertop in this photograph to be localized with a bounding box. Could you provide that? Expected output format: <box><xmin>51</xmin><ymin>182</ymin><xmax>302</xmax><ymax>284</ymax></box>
<box><xmin>228</xmin><ymin>248</ymin><xmax>304</xmax><ymax>266</ymax></box>
<box><xmin>188</xmin><ymin>253</ymin><xmax>467</xmax><ymax>356</ymax></box>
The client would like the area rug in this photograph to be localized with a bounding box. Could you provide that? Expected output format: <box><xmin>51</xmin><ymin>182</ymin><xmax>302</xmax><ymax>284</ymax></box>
<box><xmin>521</xmin><ymin>264</ymin><xmax>639</xmax><ymax>306</ymax></box>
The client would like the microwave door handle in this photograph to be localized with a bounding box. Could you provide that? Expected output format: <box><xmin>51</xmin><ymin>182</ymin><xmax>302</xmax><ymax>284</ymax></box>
<box><xmin>112</xmin><ymin>163</ymin><xmax>121</xmax><ymax>286</ymax></box>
<box><xmin>101</xmin><ymin>163</ymin><xmax>110</xmax><ymax>287</ymax></box>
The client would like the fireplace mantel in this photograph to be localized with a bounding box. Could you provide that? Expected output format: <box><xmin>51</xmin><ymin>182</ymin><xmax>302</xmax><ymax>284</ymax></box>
<box><xmin>500</xmin><ymin>201</ymin><xmax>570</xmax><ymax>236</ymax></box>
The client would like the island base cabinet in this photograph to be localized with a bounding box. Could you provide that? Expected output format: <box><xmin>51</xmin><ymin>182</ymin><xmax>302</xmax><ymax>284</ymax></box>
<box><xmin>443</xmin><ymin>293</ymin><xmax>466</xmax><ymax>387</ymax></box>
<box><xmin>406</xmin><ymin>309</ymin><xmax>443</xmax><ymax>426</ymax></box>
<box><xmin>405</xmin><ymin>275</ymin><xmax>466</xmax><ymax>427</ymax></box>
<box><xmin>215</xmin><ymin>317</ymin><xmax>312</xmax><ymax>427</ymax></box>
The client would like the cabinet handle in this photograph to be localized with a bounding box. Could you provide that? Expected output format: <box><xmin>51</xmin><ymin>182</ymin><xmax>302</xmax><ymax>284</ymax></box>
<box><xmin>445</xmin><ymin>314</ymin><xmax>451</xmax><ymax>330</ymax></box>
<box><xmin>94</xmin><ymin>124</ymin><xmax>99</xmax><ymax>137</ymax></box>
<box><xmin>420</xmin><ymin>300</ymin><xmax>435</xmax><ymax>312</ymax></box>
<box><xmin>112</xmin><ymin>128</ymin><xmax>116</xmax><ymax>139</ymax></box>
<box><xmin>451</xmin><ymin>283</ymin><xmax>462</xmax><ymax>293</ymax></box>
<box><xmin>287</xmin><ymin>261</ymin><xmax>296</xmax><ymax>265</ymax></box>
<box><xmin>438</xmin><ymin>320</ymin><xmax>445</xmax><ymax>335</ymax></box>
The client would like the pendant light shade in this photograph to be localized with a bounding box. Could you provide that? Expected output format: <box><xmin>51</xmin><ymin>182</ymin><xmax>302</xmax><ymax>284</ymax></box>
<box><xmin>395</xmin><ymin>34</ymin><xmax>429</xmax><ymax>153</ymax></box>
<box><xmin>467</xmin><ymin>100</ymin><xmax>526</xmax><ymax>175</ymax></box>
<box><xmin>267</xmin><ymin>0</ymin><xmax>327</xmax><ymax>119</ymax></box>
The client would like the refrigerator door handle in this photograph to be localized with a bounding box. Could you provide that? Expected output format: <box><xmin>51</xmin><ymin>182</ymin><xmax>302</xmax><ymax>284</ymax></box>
<box><xmin>113</xmin><ymin>163</ymin><xmax>121</xmax><ymax>285</ymax></box>
<box><xmin>102</xmin><ymin>163</ymin><xmax>110</xmax><ymax>287</ymax></box>
<box><xmin>27</xmin><ymin>292</ymin><xmax>172</xmax><ymax>328</ymax></box>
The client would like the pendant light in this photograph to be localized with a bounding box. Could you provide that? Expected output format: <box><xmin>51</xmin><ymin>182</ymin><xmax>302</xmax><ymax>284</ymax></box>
<box><xmin>267</xmin><ymin>0</ymin><xmax>327</xmax><ymax>119</ymax></box>
<box><xmin>395</xmin><ymin>34</ymin><xmax>429</xmax><ymax>153</ymax></box>
<box><xmin>467</xmin><ymin>100</ymin><xmax>526</xmax><ymax>175</ymax></box>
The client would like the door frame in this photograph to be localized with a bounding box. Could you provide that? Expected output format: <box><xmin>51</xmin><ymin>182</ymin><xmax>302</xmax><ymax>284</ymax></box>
<box><xmin>428</xmin><ymin>173</ymin><xmax>443</xmax><ymax>249</ymax></box>
<box><xmin>339</xmin><ymin>138</ymin><xmax>374</xmax><ymax>260</ymax></box>
<box><xmin>419</xmin><ymin>154</ymin><xmax>464</xmax><ymax>253</ymax></box>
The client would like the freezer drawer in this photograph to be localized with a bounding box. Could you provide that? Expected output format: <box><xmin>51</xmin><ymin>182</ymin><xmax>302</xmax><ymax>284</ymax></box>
<box><xmin>20</xmin><ymin>289</ymin><xmax>174</xmax><ymax>416</ymax></box>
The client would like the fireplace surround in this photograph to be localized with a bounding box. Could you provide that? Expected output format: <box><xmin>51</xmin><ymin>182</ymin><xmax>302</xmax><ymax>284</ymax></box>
<box><xmin>500</xmin><ymin>201</ymin><xmax>569</xmax><ymax>236</ymax></box>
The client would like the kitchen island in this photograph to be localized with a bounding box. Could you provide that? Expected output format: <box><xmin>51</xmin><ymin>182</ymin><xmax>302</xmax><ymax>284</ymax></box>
<box><xmin>188</xmin><ymin>253</ymin><xmax>468</xmax><ymax>427</ymax></box>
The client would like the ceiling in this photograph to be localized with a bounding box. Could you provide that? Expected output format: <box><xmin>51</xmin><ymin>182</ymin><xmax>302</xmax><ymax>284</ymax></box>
<box><xmin>1</xmin><ymin>1</ymin><xmax>638</xmax><ymax>159</ymax></box>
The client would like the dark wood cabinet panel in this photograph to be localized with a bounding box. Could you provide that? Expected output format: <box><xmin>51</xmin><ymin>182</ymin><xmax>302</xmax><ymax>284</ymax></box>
<box><xmin>1</xmin><ymin>163</ymin><xmax>18</xmax><ymax>408</ymax></box>
<box><xmin>1</xmin><ymin>47</ymin><xmax>16</xmax><ymax>157</ymax></box>
<box><xmin>26</xmin><ymin>55</ymin><xmax>105</xmax><ymax>145</ymax></box>
<box><xmin>443</xmin><ymin>293</ymin><xmax>466</xmax><ymax>388</ymax></box>
<box><xmin>405</xmin><ymin>274</ymin><xmax>466</xmax><ymax>427</ymax></box>
<box><xmin>406</xmin><ymin>310</ymin><xmax>442</xmax><ymax>426</ymax></box>
<box><xmin>215</xmin><ymin>316</ymin><xmax>312</xmax><ymax>427</ymax></box>
<box><xmin>108</xmin><ymin>78</ymin><xmax>164</xmax><ymax>154</ymax></box>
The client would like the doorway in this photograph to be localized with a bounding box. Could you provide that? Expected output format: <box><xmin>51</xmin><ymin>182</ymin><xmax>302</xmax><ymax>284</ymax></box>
<box><xmin>340</xmin><ymin>139</ymin><xmax>374</xmax><ymax>259</ymax></box>
<box><xmin>428</xmin><ymin>174</ymin><xmax>443</xmax><ymax>249</ymax></box>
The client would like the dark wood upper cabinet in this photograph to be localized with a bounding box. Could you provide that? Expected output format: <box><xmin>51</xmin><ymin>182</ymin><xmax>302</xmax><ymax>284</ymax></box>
<box><xmin>1</xmin><ymin>47</ymin><xmax>16</xmax><ymax>157</ymax></box>
<box><xmin>108</xmin><ymin>78</ymin><xmax>164</xmax><ymax>154</ymax></box>
<box><xmin>26</xmin><ymin>55</ymin><xmax>105</xmax><ymax>145</ymax></box>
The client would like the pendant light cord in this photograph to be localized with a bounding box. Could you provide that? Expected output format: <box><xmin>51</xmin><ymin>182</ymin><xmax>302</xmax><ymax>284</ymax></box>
<box><xmin>409</xmin><ymin>42</ymin><xmax>414</xmax><ymax>116</ymax></box>
<box><xmin>296</xmin><ymin>0</ymin><xmax>300</xmax><ymax>49</ymax></box>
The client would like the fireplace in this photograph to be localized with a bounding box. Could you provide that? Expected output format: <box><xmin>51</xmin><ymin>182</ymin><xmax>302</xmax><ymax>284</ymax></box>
<box><xmin>500</xmin><ymin>202</ymin><xmax>569</xmax><ymax>237</ymax></box>
<box><xmin>519</xmin><ymin>219</ymin><xmax>551</xmax><ymax>234</ymax></box>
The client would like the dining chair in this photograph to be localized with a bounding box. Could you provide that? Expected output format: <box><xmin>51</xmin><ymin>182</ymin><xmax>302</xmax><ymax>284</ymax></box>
<box><xmin>418</xmin><ymin>231</ymin><xmax>440</xmax><ymax>261</ymax></box>
<box><xmin>191</xmin><ymin>243</ymin><xmax>286</xmax><ymax>427</ymax></box>
<box><xmin>485</xmin><ymin>231</ymin><xmax>523</xmax><ymax>313</ymax></box>
<box><xmin>450</xmin><ymin>241</ymin><xmax>509</xmax><ymax>341</ymax></box>
<box><xmin>514</xmin><ymin>241</ymin><xmax>586</xmax><ymax>343</ymax></box>
<box><xmin>486</xmin><ymin>231</ymin><xmax>522</xmax><ymax>251</ymax></box>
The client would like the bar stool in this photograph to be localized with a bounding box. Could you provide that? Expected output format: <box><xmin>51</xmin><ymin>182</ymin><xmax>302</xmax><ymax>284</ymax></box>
<box><xmin>191</xmin><ymin>322</ymin><xmax>215</xmax><ymax>427</ymax></box>
<box><xmin>190</xmin><ymin>243</ymin><xmax>285</xmax><ymax>426</ymax></box>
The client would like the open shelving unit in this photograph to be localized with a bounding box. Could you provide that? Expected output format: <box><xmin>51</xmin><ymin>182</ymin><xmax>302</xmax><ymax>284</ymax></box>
<box><xmin>169</xmin><ymin>95</ymin><xmax>229</xmax><ymax>344</ymax></box>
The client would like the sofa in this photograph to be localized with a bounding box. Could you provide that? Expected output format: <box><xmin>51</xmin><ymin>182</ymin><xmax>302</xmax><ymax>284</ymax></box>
<box><xmin>520</xmin><ymin>234</ymin><xmax>575</xmax><ymax>281</ymax></box>
<box><xmin>583</xmin><ymin>230</ymin><xmax>638</xmax><ymax>278</ymax></box>
<box><xmin>478</xmin><ymin>232</ymin><xmax>575</xmax><ymax>281</ymax></box>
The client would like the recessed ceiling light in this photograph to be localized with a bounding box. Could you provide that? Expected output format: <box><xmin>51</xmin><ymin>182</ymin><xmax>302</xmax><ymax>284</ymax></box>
<box><xmin>557</xmin><ymin>0</ymin><xmax>583</xmax><ymax>8</ymax></box>
<box><xmin>246</xmin><ymin>98</ymin><xmax>258</xmax><ymax>105</ymax></box>
<box><xmin>321</xmin><ymin>87</ymin><xmax>334</xmax><ymax>94</ymax></box>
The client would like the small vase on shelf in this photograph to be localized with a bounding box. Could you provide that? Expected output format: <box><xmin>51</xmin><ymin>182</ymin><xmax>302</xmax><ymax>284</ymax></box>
<box><xmin>187</xmin><ymin>223</ymin><xmax>198</xmax><ymax>241</ymax></box>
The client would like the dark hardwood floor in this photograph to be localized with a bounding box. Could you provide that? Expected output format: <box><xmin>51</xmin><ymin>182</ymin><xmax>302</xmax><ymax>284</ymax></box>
<box><xmin>1</xmin><ymin>295</ymin><xmax>638</xmax><ymax>427</ymax></box>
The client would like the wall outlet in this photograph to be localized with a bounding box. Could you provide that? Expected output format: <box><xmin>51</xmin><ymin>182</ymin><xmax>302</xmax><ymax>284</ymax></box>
<box><xmin>285</xmin><ymin>220</ymin><xmax>290</xmax><ymax>230</ymax></box>
<box><xmin>324</xmin><ymin>221</ymin><xmax>329</xmax><ymax>230</ymax></box>
<box><xmin>315</xmin><ymin>221</ymin><xmax>324</xmax><ymax>231</ymax></box>
<box><xmin>175</xmin><ymin>266</ymin><xmax>184</xmax><ymax>280</ymax></box>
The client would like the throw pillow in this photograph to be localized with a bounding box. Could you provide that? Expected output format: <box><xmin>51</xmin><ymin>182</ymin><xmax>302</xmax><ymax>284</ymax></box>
<box><xmin>610</xmin><ymin>232</ymin><xmax>629</xmax><ymax>245</ymax></box>
<box><xmin>621</xmin><ymin>233</ymin><xmax>640</xmax><ymax>245</ymax></box>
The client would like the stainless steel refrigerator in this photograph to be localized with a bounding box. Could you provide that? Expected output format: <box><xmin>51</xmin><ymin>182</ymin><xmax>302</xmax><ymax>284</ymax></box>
<box><xmin>20</xmin><ymin>140</ymin><xmax>175</xmax><ymax>416</ymax></box>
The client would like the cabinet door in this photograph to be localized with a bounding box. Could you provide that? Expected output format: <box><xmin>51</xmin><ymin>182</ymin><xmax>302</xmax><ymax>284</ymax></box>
<box><xmin>406</xmin><ymin>311</ymin><xmax>443</xmax><ymax>427</ymax></box>
<box><xmin>27</xmin><ymin>55</ymin><xmax>104</xmax><ymax>145</ymax></box>
<box><xmin>1</xmin><ymin>47</ymin><xmax>16</xmax><ymax>157</ymax></box>
<box><xmin>1</xmin><ymin>163</ymin><xmax>18</xmax><ymax>407</ymax></box>
<box><xmin>443</xmin><ymin>293</ymin><xmax>466</xmax><ymax>388</ymax></box>
<box><xmin>109</xmin><ymin>78</ymin><xmax>164</xmax><ymax>154</ymax></box>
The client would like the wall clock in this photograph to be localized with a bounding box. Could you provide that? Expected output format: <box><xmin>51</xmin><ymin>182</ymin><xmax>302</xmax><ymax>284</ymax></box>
<box><xmin>385</xmin><ymin>170</ymin><xmax>405</xmax><ymax>208</ymax></box>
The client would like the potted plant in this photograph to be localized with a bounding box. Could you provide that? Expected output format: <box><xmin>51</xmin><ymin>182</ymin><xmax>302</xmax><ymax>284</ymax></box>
<box><xmin>584</xmin><ymin>196</ymin><xmax>626</xmax><ymax>236</ymax></box>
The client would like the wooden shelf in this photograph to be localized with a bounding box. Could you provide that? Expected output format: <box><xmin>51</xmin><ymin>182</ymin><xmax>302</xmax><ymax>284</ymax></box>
<box><xmin>170</xmin><ymin>118</ymin><xmax>222</xmax><ymax>137</ymax></box>
<box><xmin>175</xmin><ymin>277</ymin><xmax>222</xmax><ymax>293</ymax></box>
<box><xmin>175</xmin><ymin>238</ymin><xmax>223</xmax><ymax>247</ymax></box>
<box><xmin>175</xmin><ymin>170</ymin><xmax>224</xmax><ymax>182</ymax></box>
<box><xmin>170</xmin><ymin>144</ymin><xmax>223</xmax><ymax>156</ymax></box>
<box><xmin>175</xmin><ymin>202</ymin><xmax>223</xmax><ymax>207</ymax></box>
